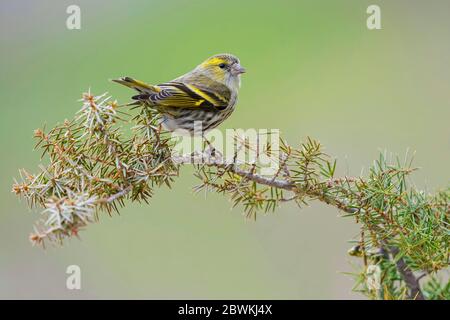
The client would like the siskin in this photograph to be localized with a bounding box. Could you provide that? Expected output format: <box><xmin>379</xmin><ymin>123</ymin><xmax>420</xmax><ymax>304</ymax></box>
<box><xmin>113</xmin><ymin>53</ymin><xmax>246</xmax><ymax>134</ymax></box>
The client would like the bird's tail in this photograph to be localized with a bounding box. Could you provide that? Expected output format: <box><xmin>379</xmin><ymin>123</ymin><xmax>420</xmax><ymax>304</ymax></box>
<box><xmin>111</xmin><ymin>77</ymin><xmax>161</xmax><ymax>94</ymax></box>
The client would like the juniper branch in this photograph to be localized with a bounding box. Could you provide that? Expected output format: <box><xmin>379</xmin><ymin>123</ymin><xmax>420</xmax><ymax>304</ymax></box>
<box><xmin>178</xmin><ymin>154</ymin><xmax>428</xmax><ymax>300</ymax></box>
<box><xmin>12</xmin><ymin>91</ymin><xmax>449</xmax><ymax>300</ymax></box>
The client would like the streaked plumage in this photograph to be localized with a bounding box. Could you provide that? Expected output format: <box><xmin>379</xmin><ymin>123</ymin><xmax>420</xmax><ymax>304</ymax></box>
<box><xmin>113</xmin><ymin>54</ymin><xmax>245</xmax><ymax>134</ymax></box>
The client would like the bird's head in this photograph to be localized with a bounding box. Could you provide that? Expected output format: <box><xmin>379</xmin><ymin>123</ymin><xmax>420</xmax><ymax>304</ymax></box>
<box><xmin>195</xmin><ymin>53</ymin><xmax>246</xmax><ymax>90</ymax></box>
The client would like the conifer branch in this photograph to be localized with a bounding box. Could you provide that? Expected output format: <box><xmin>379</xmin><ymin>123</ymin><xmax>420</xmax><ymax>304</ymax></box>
<box><xmin>12</xmin><ymin>91</ymin><xmax>449</xmax><ymax>300</ymax></box>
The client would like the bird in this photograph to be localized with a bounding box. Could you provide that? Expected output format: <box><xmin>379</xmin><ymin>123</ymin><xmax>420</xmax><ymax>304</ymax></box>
<box><xmin>113</xmin><ymin>53</ymin><xmax>246</xmax><ymax>135</ymax></box>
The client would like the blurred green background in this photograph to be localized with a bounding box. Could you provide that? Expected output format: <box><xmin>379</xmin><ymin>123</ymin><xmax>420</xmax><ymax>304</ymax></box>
<box><xmin>1</xmin><ymin>0</ymin><xmax>449</xmax><ymax>299</ymax></box>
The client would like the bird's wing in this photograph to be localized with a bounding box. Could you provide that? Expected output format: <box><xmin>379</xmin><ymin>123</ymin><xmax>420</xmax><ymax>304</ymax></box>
<box><xmin>133</xmin><ymin>71</ymin><xmax>231</xmax><ymax>110</ymax></box>
<box><xmin>114</xmin><ymin>74</ymin><xmax>231</xmax><ymax>111</ymax></box>
<box><xmin>144</xmin><ymin>81</ymin><xmax>231</xmax><ymax>110</ymax></box>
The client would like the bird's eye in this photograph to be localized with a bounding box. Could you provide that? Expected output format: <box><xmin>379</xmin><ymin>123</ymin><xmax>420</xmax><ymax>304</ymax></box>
<box><xmin>218</xmin><ymin>63</ymin><xmax>226</xmax><ymax>69</ymax></box>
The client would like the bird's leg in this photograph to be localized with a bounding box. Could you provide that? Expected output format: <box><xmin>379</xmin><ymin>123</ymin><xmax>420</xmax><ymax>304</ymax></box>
<box><xmin>202</xmin><ymin>135</ymin><xmax>222</xmax><ymax>161</ymax></box>
<box><xmin>203</xmin><ymin>135</ymin><xmax>215</xmax><ymax>159</ymax></box>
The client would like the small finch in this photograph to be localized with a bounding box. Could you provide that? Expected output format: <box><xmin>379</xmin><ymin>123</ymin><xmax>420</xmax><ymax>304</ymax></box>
<box><xmin>113</xmin><ymin>53</ymin><xmax>245</xmax><ymax>135</ymax></box>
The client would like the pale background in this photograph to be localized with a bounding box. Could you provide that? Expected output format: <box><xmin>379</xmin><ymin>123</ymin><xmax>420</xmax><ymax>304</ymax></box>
<box><xmin>1</xmin><ymin>0</ymin><xmax>449</xmax><ymax>299</ymax></box>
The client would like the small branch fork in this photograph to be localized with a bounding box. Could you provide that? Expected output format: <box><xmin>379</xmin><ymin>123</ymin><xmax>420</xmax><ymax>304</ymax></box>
<box><xmin>97</xmin><ymin>186</ymin><xmax>133</xmax><ymax>204</ymax></box>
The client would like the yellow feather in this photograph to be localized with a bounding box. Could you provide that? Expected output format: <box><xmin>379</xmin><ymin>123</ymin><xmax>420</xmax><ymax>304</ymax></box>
<box><xmin>202</xmin><ymin>57</ymin><xmax>226</xmax><ymax>67</ymax></box>
<box><xmin>184</xmin><ymin>84</ymin><xmax>216</xmax><ymax>104</ymax></box>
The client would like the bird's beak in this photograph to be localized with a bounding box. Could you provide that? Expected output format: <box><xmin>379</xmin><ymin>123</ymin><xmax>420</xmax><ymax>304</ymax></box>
<box><xmin>231</xmin><ymin>63</ymin><xmax>246</xmax><ymax>75</ymax></box>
